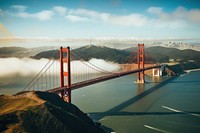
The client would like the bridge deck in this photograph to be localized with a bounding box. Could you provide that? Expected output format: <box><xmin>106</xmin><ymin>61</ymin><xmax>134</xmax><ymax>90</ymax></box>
<box><xmin>47</xmin><ymin>65</ymin><xmax>161</xmax><ymax>93</ymax></box>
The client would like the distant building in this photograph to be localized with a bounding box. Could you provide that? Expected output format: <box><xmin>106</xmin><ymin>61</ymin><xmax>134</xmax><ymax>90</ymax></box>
<box><xmin>169</xmin><ymin>58</ymin><xmax>175</xmax><ymax>62</ymax></box>
<box><xmin>188</xmin><ymin>60</ymin><xmax>194</xmax><ymax>62</ymax></box>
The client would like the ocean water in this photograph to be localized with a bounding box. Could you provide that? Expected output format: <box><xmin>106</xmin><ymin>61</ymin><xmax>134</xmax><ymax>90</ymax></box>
<box><xmin>1</xmin><ymin>71</ymin><xmax>200</xmax><ymax>133</ymax></box>
<box><xmin>72</xmin><ymin>72</ymin><xmax>200</xmax><ymax>133</ymax></box>
<box><xmin>72</xmin><ymin>74</ymin><xmax>165</xmax><ymax>113</ymax></box>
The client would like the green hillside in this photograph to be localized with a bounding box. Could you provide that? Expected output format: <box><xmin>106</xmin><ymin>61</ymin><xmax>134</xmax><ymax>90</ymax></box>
<box><xmin>1</xmin><ymin>45</ymin><xmax>200</xmax><ymax>70</ymax></box>
<box><xmin>0</xmin><ymin>46</ymin><xmax>58</xmax><ymax>58</ymax></box>
<box><xmin>33</xmin><ymin>50</ymin><xmax>60</xmax><ymax>59</ymax></box>
<box><xmin>0</xmin><ymin>47</ymin><xmax>28</xmax><ymax>57</ymax></box>
<box><xmin>33</xmin><ymin>45</ymin><xmax>131</xmax><ymax>63</ymax></box>
<box><xmin>73</xmin><ymin>45</ymin><xmax>130</xmax><ymax>63</ymax></box>
<box><xmin>125</xmin><ymin>46</ymin><xmax>200</xmax><ymax>63</ymax></box>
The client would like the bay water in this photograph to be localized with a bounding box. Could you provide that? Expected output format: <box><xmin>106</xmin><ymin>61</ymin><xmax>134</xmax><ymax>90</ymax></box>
<box><xmin>1</xmin><ymin>71</ymin><xmax>200</xmax><ymax>133</ymax></box>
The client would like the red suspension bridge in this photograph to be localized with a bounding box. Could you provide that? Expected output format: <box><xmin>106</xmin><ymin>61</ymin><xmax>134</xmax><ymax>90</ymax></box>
<box><xmin>23</xmin><ymin>44</ymin><xmax>162</xmax><ymax>103</ymax></box>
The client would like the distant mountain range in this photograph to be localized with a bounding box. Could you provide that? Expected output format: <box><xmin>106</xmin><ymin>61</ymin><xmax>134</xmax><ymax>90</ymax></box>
<box><xmin>1</xmin><ymin>45</ymin><xmax>200</xmax><ymax>70</ymax></box>
<box><xmin>145</xmin><ymin>41</ymin><xmax>200</xmax><ymax>51</ymax></box>
<box><xmin>1</xmin><ymin>45</ymin><xmax>200</xmax><ymax>64</ymax></box>
<box><xmin>86</xmin><ymin>38</ymin><xmax>200</xmax><ymax>51</ymax></box>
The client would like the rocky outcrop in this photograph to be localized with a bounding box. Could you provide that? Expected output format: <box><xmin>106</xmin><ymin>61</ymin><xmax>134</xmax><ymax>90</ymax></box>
<box><xmin>164</xmin><ymin>67</ymin><xmax>177</xmax><ymax>76</ymax></box>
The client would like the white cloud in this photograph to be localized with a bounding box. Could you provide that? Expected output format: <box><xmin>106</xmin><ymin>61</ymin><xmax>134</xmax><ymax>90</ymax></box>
<box><xmin>187</xmin><ymin>9</ymin><xmax>200</xmax><ymax>23</ymax></box>
<box><xmin>65</xmin><ymin>15</ymin><xmax>89</xmax><ymax>22</ymax></box>
<box><xmin>66</xmin><ymin>8</ymin><xmax>147</xmax><ymax>26</ymax></box>
<box><xmin>173</xmin><ymin>6</ymin><xmax>187</xmax><ymax>18</ymax></box>
<box><xmin>147</xmin><ymin>7</ymin><xmax>163</xmax><ymax>15</ymax></box>
<box><xmin>2</xmin><ymin>5</ymin><xmax>200</xmax><ymax>27</ymax></box>
<box><xmin>34</xmin><ymin>10</ymin><xmax>54</xmax><ymax>21</ymax></box>
<box><xmin>16</xmin><ymin>10</ymin><xmax>54</xmax><ymax>21</ymax></box>
<box><xmin>11</xmin><ymin>5</ymin><xmax>27</xmax><ymax>12</ymax></box>
<box><xmin>53</xmin><ymin>6</ymin><xmax>67</xmax><ymax>16</ymax></box>
<box><xmin>107</xmin><ymin>14</ymin><xmax>148</xmax><ymax>26</ymax></box>
<box><xmin>67</xmin><ymin>8</ymin><xmax>109</xmax><ymax>22</ymax></box>
<box><xmin>68</xmin><ymin>8</ymin><xmax>100</xmax><ymax>18</ymax></box>
<box><xmin>147</xmin><ymin>6</ymin><xmax>200</xmax><ymax>28</ymax></box>
<box><xmin>7</xmin><ymin>5</ymin><xmax>54</xmax><ymax>21</ymax></box>
<box><xmin>17</xmin><ymin>12</ymin><xmax>29</xmax><ymax>18</ymax></box>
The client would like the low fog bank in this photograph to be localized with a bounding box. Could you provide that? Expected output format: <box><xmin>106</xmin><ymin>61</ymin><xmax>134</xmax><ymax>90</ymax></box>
<box><xmin>0</xmin><ymin>58</ymin><xmax>119</xmax><ymax>94</ymax></box>
<box><xmin>0</xmin><ymin>58</ymin><xmax>50</xmax><ymax>77</ymax></box>
<box><xmin>71</xmin><ymin>58</ymin><xmax>119</xmax><ymax>74</ymax></box>
<box><xmin>0</xmin><ymin>58</ymin><xmax>120</xmax><ymax>78</ymax></box>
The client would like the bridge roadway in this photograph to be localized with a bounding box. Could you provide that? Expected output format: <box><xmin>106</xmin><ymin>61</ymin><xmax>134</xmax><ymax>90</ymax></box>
<box><xmin>47</xmin><ymin>65</ymin><xmax>161</xmax><ymax>93</ymax></box>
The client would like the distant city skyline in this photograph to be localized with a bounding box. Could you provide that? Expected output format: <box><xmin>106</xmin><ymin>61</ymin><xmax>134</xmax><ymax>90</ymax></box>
<box><xmin>0</xmin><ymin>0</ymin><xmax>200</xmax><ymax>40</ymax></box>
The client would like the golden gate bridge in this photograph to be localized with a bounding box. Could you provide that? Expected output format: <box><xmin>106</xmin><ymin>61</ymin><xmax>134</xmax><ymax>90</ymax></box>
<box><xmin>22</xmin><ymin>44</ymin><xmax>162</xmax><ymax>103</ymax></box>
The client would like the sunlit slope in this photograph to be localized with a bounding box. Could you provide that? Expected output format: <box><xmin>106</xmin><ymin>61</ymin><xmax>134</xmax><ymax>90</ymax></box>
<box><xmin>0</xmin><ymin>91</ymin><xmax>104</xmax><ymax>133</ymax></box>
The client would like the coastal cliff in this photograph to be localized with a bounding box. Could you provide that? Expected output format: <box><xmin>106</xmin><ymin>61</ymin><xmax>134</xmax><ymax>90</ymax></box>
<box><xmin>0</xmin><ymin>91</ymin><xmax>105</xmax><ymax>133</ymax></box>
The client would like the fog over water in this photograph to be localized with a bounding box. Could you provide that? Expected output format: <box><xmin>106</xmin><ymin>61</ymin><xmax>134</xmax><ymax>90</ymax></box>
<box><xmin>0</xmin><ymin>58</ymin><xmax>50</xmax><ymax>77</ymax></box>
<box><xmin>0</xmin><ymin>57</ymin><xmax>119</xmax><ymax>94</ymax></box>
<box><xmin>0</xmin><ymin>58</ymin><xmax>119</xmax><ymax>77</ymax></box>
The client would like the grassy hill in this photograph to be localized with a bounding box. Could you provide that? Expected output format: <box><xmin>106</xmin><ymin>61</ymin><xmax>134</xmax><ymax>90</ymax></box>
<box><xmin>0</xmin><ymin>47</ymin><xmax>28</xmax><ymax>58</ymax></box>
<box><xmin>125</xmin><ymin>46</ymin><xmax>200</xmax><ymax>63</ymax></box>
<box><xmin>32</xmin><ymin>45</ymin><xmax>200</xmax><ymax>70</ymax></box>
<box><xmin>33</xmin><ymin>45</ymin><xmax>130</xmax><ymax>63</ymax></box>
<box><xmin>0</xmin><ymin>46</ymin><xmax>58</xmax><ymax>58</ymax></box>
<box><xmin>73</xmin><ymin>45</ymin><xmax>130</xmax><ymax>63</ymax></box>
<box><xmin>33</xmin><ymin>49</ymin><xmax>60</xmax><ymax>59</ymax></box>
<box><xmin>0</xmin><ymin>91</ymin><xmax>105</xmax><ymax>133</ymax></box>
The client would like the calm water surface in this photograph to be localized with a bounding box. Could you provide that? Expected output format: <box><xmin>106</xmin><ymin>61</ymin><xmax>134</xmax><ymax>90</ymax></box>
<box><xmin>72</xmin><ymin>74</ymin><xmax>164</xmax><ymax>113</ymax></box>
<box><xmin>72</xmin><ymin>72</ymin><xmax>200</xmax><ymax>133</ymax></box>
<box><xmin>1</xmin><ymin>72</ymin><xmax>200</xmax><ymax>133</ymax></box>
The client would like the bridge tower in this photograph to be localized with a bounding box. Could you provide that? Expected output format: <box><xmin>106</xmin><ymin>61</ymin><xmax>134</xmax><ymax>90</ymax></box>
<box><xmin>60</xmin><ymin>46</ymin><xmax>71</xmax><ymax>103</ymax></box>
<box><xmin>137</xmin><ymin>44</ymin><xmax>145</xmax><ymax>83</ymax></box>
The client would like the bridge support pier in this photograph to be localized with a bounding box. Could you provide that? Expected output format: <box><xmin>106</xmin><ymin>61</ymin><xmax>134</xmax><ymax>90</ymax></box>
<box><xmin>60</xmin><ymin>46</ymin><xmax>71</xmax><ymax>103</ymax></box>
<box><xmin>136</xmin><ymin>44</ymin><xmax>145</xmax><ymax>83</ymax></box>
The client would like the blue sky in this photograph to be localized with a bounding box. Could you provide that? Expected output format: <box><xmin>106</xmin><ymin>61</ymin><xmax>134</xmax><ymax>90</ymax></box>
<box><xmin>0</xmin><ymin>0</ymin><xmax>200</xmax><ymax>39</ymax></box>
